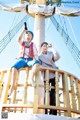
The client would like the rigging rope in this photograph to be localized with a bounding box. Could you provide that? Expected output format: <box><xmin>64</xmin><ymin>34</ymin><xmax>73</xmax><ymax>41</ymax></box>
<box><xmin>0</xmin><ymin>15</ymin><xmax>29</xmax><ymax>53</ymax></box>
<box><xmin>9</xmin><ymin>14</ymin><xmax>20</xmax><ymax>30</ymax></box>
<box><xmin>58</xmin><ymin>15</ymin><xmax>68</xmax><ymax>35</ymax></box>
<box><xmin>50</xmin><ymin>16</ymin><xmax>80</xmax><ymax>67</ymax></box>
<box><xmin>61</xmin><ymin>3</ymin><xmax>80</xmax><ymax>48</ymax></box>
<box><xmin>57</xmin><ymin>14</ymin><xmax>79</xmax><ymax>49</ymax></box>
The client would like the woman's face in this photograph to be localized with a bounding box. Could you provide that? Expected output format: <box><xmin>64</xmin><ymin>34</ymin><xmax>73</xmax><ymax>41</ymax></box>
<box><xmin>25</xmin><ymin>32</ymin><xmax>32</xmax><ymax>42</ymax></box>
<box><xmin>41</xmin><ymin>44</ymin><xmax>48</xmax><ymax>54</ymax></box>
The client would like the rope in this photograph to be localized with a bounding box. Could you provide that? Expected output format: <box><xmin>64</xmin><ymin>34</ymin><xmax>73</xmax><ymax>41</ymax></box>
<box><xmin>0</xmin><ymin>15</ymin><xmax>29</xmax><ymax>53</ymax></box>
<box><xmin>61</xmin><ymin>3</ymin><xmax>80</xmax><ymax>48</ymax></box>
<box><xmin>50</xmin><ymin>16</ymin><xmax>80</xmax><ymax>67</ymax></box>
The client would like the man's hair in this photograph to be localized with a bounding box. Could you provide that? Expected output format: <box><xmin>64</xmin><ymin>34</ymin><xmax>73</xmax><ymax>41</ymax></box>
<box><xmin>26</xmin><ymin>31</ymin><xmax>34</xmax><ymax>39</ymax></box>
<box><xmin>41</xmin><ymin>42</ymin><xmax>48</xmax><ymax>47</ymax></box>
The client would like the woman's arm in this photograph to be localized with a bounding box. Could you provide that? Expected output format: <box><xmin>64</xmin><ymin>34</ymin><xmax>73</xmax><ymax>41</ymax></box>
<box><xmin>33</xmin><ymin>43</ymin><xmax>39</xmax><ymax>60</ymax></box>
<box><xmin>18</xmin><ymin>29</ymin><xmax>26</xmax><ymax>44</ymax></box>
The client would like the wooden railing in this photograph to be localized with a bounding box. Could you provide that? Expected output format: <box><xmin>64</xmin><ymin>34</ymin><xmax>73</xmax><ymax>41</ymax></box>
<box><xmin>0</xmin><ymin>67</ymin><xmax>80</xmax><ymax>118</ymax></box>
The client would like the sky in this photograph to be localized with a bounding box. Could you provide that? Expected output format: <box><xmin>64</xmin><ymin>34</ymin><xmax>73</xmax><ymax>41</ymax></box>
<box><xmin>0</xmin><ymin>0</ymin><xmax>80</xmax><ymax>79</ymax></box>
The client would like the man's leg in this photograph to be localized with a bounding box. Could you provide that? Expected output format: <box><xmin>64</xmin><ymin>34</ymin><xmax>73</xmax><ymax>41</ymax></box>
<box><xmin>49</xmin><ymin>78</ymin><xmax>57</xmax><ymax>115</ymax></box>
<box><xmin>50</xmin><ymin>89</ymin><xmax>57</xmax><ymax>115</ymax></box>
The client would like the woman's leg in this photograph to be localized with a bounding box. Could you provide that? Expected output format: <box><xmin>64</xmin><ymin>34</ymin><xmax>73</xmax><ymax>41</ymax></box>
<box><xmin>31</xmin><ymin>63</ymin><xmax>39</xmax><ymax>79</ymax></box>
<box><xmin>29</xmin><ymin>63</ymin><xmax>40</xmax><ymax>86</ymax></box>
<box><xmin>8</xmin><ymin>58</ymin><xmax>26</xmax><ymax>96</ymax></box>
<box><xmin>27</xmin><ymin>59</ymin><xmax>40</xmax><ymax>86</ymax></box>
<box><xmin>8</xmin><ymin>68</ymin><xmax>18</xmax><ymax>96</ymax></box>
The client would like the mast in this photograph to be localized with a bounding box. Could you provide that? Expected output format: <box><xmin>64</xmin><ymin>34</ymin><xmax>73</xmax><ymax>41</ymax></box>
<box><xmin>34</xmin><ymin>0</ymin><xmax>46</xmax><ymax>52</ymax></box>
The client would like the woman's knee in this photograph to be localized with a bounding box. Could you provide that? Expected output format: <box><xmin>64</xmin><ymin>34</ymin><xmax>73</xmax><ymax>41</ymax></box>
<box><xmin>11</xmin><ymin>58</ymin><xmax>26</xmax><ymax>70</ymax></box>
<box><xmin>11</xmin><ymin>67</ymin><xmax>18</xmax><ymax>74</ymax></box>
<box><xmin>33</xmin><ymin>60</ymin><xmax>40</xmax><ymax>66</ymax></box>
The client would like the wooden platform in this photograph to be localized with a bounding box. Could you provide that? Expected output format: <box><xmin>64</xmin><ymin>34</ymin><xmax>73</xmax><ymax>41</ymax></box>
<box><xmin>0</xmin><ymin>113</ymin><xmax>80</xmax><ymax>120</ymax></box>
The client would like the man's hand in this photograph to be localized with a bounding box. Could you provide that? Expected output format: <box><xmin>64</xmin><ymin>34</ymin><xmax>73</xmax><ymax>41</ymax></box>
<box><xmin>47</xmin><ymin>44</ymin><xmax>52</xmax><ymax>48</ymax></box>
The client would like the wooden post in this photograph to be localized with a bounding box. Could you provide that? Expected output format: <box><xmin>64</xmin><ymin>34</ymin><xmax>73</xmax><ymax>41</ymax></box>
<box><xmin>45</xmin><ymin>70</ymin><xmax>49</xmax><ymax>106</ymax></box>
<box><xmin>44</xmin><ymin>70</ymin><xmax>50</xmax><ymax>115</ymax></box>
<box><xmin>1</xmin><ymin>70</ymin><xmax>12</xmax><ymax>111</ymax></box>
<box><xmin>62</xmin><ymin>73</ymin><xmax>71</xmax><ymax>117</ymax></box>
<box><xmin>33</xmin><ymin>70</ymin><xmax>40</xmax><ymax>113</ymax></box>
<box><xmin>70</xmin><ymin>76</ymin><xmax>76</xmax><ymax>110</ymax></box>
<box><xmin>23</xmin><ymin>68</ymin><xmax>29</xmax><ymax>104</ymax></box>
<box><xmin>0</xmin><ymin>71</ymin><xmax>4</xmax><ymax>98</ymax></box>
<box><xmin>35</xmin><ymin>0</ymin><xmax>46</xmax><ymax>4</ymax></box>
<box><xmin>70</xmin><ymin>76</ymin><xmax>77</xmax><ymax>117</ymax></box>
<box><xmin>20</xmin><ymin>0</ymin><xmax>24</xmax><ymax>4</ymax></box>
<box><xmin>1</xmin><ymin>70</ymin><xmax>12</xmax><ymax>104</ymax></box>
<box><xmin>55</xmin><ymin>71</ymin><xmax>60</xmax><ymax>115</ymax></box>
<box><xmin>55</xmin><ymin>71</ymin><xmax>60</xmax><ymax>106</ymax></box>
<box><xmin>22</xmin><ymin>68</ymin><xmax>29</xmax><ymax>113</ymax></box>
<box><xmin>76</xmin><ymin>79</ymin><xmax>80</xmax><ymax>110</ymax></box>
<box><xmin>12</xmin><ymin>71</ymin><xmax>20</xmax><ymax>112</ymax></box>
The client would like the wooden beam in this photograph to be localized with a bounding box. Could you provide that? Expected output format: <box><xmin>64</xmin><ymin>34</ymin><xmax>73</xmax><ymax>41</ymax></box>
<box><xmin>35</xmin><ymin>0</ymin><xmax>46</xmax><ymax>4</ymax></box>
<box><xmin>20</xmin><ymin>0</ymin><xmax>24</xmax><ymax>4</ymax></box>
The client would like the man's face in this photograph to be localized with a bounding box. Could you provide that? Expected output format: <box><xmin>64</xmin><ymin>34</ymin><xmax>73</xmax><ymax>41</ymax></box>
<box><xmin>25</xmin><ymin>32</ymin><xmax>33</xmax><ymax>42</ymax></box>
<box><xmin>41</xmin><ymin>44</ymin><xmax>48</xmax><ymax>53</ymax></box>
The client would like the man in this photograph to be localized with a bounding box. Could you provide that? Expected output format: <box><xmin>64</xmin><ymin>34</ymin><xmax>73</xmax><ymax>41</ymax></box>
<box><xmin>8</xmin><ymin>28</ymin><xmax>40</xmax><ymax>96</ymax></box>
<box><xmin>39</xmin><ymin>42</ymin><xmax>60</xmax><ymax>115</ymax></box>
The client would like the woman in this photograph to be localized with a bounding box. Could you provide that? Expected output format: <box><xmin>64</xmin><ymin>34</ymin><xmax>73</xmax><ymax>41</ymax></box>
<box><xmin>8</xmin><ymin>28</ymin><xmax>40</xmax><ymax>96</ymax></box>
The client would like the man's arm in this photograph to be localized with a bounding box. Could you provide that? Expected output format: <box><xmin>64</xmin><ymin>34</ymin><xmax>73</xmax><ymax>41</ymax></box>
<box><xmin>53</xmin><ymin>51</ymin><xmax>60</xmax><ymax>61</ymax></box>
<box><xmin>51</xmin><ymin>46</ymin><xmax>60</xmax><ymax>61</ymax></box>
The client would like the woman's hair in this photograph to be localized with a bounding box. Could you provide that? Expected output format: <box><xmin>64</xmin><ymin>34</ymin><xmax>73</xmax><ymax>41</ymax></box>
<box><xmin>26</xmin><ymin>31</ymin><xmax>34</xmax><ymax>39</ymax></box>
